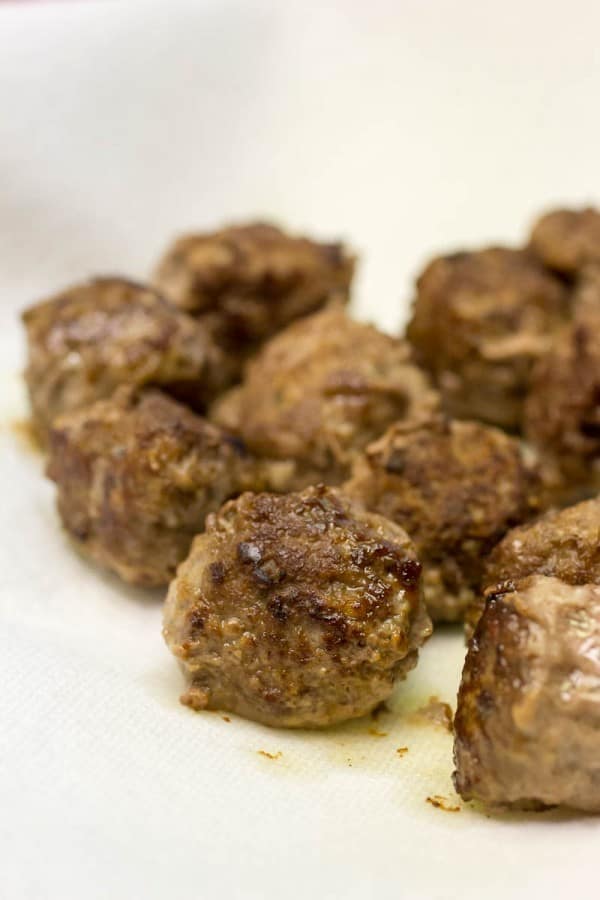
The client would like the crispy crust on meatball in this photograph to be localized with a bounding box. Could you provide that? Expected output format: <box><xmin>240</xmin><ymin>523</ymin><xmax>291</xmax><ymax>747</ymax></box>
<box><xmin>525</xmin><ymin>269</ymin><xmax>600</xmax><ymax>499</ymax></box>
<box><xmin>406</xmin><ymin>248</ymin><xmax>569</xmax><ymax>429</ymax></box>
<box><xmin>484</xmin><ymin>496</ymin><xmax>600</xmax><ymax>590</ymax></box>
<box><xmin>22</xmin><ymin>277</ymin><xmax>228</xmax><ymax>439</ymax></box>
<box><xmin>211</xmin><ymin>306</ymin><xmax>439</xmax><ymax>489</ymax></box>
<box><xmin>152</xmin><ymin>222</ymin><xmax>355</xmax><ymax>356</ymax></box>
<box><xmin>163</xmin><ymin>486</ymin><xmax>432</xmax><ymax>728</ymax></box>
<box><xmin>454</xmin><ymin>575</ymin><xmax>600</xmax><ymax>812</ymax></box>
<box><xmin>47</xmin><ymin>386</ymin><xmax>261</xmax><ymax>586</ymax></box>
<box><xmin>529</xmin><ymin>207</ymin><xmax>600</xmax><ymax>276</ymax></box>
<box><xmin>345</xmin><ymin>417</ymin><xmax>542</xmax><ymax>622</ymax></box>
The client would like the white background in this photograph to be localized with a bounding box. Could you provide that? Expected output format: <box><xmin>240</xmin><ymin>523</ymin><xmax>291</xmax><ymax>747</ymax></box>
<box><xmin>1</xmin><ymin>2</ymin><xmax>600</xmax><ymax>898</ymax></box>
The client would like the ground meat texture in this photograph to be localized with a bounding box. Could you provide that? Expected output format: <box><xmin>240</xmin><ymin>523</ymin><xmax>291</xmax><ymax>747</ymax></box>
<box><xmin>525</xmin><ymin>270</ymin><xmax>600</xmax><ymax>501</ymax></box>
<box><xmin>466</xmin><ymin>496</ymin><xmax>600</xmax><ymax>636</ymax></box>
<box><xmin>344</xmin><ymin>417</ymin><xmax>542</xmax><ymax>623</ymax></box>
<box><xmin>453</xmin><ymin>575</ymin><xmax>600</xmax><ymax>812</ymax></box>
<box><xmin>405</xmin><ymin>248</ymin><xmax>569</xmax><ymax>430</ymax></box>
<box><xmin>163</xmin><ymin>485</ymin><xmax>432</xmax><ymax>728</ymax></box>
<box><xmin>152</xmin><ymin>222</ymin><xmax>355</xmax><ymax>358</ymax></box>
<box><xmin>211</xmin><ymin>306</ymin><xmax>439</xmax><ymax>489</ymax></box>
<box><xmin>22</xmin><ymin>277</ymin><xmax>228</xmax><ymax>439</ymax></box>
<box><xmin>484</xmin><ymin>496</ymin><xmax>600</xmax><ymax>591</ymax></box>
<box><xmin>47</xmin><ymin>387</ymin><xmax>260</xmax><ymax>587</ymax></box>
<box><xmin>529</xmin><ymin>207</ymin><xmax>600</xmax><ymax>277</ymax></box>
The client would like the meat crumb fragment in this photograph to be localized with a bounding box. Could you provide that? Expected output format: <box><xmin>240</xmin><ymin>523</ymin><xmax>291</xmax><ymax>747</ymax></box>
<box><xmin>426</xmin><ymin>795</ymin><xmax>461</xmax><ymax>812</ymax></box>
<box><xmin>411</xmin><ymin>697</ymin><xmax>454</xmax><ymax>733</ymax></box>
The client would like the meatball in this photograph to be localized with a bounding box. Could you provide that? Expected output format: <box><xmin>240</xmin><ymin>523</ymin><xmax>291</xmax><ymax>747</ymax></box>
<box><xmin>466</xmin><ymin>496</ymin><xmax>600</xmax><ymax>638</ymax></box>
<box><xmin>211</xmin><ymin>306</ymin><xmax>439</xmax><ymax>489</ymax></box>
<box><xmin>484</xmin><ymin>496</ymin><xmax>600</xmax><ymax>590</ymax></box>
<box><xmin>47</xmin><ymin>386</ymin><xmax>262</xmax><ymax>587</ymax></box>
<box><xmin>163</xmin><ymin>485</ymin><xmax>432</xmax><ymax>727</ymax></box>
<box><xmin>525</xmin><ymin>269</ymin><xmax>600</xmax><ymax>500</ymax></box>
<box><xmin>454</xmin><ymin>575</ymin><xmax>600</xmax><ymax>812</ymax></box>
<box><xmin>405</xmin><ymin>247</ymin><xmax>569</xmax><ymax>429</ymax></box>
<box><xmin>152</xmin><ymin>222</ymin><xmax>355</xmax><ymax>360</ymax></box>
<box><xmin>22</xmin><ymin>277</ymin><xmax>227</xmax><ymax>439</ymax></box>
<box><xmin>530</xmin><ymin>207</ymin><xmax>600</xmax><ymax>277</ymax></box>
<box><xmin>344</xmin><ymin>417</ymin><xmax>542</xmax><ymax>622</ymax></box>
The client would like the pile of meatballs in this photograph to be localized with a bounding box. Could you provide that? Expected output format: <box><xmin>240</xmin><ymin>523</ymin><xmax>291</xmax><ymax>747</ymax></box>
<box><xmin>22</xmin><ymin>210</ymin><xmax>600</xmax><ymax>813</ymax></box>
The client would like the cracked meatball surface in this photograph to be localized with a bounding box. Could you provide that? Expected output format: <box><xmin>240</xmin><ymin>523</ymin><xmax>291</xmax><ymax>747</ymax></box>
<box><xmin>47</xmin><ymin>386</ymin><xmax>261</xmax><ymax>586</ymax></box>
<box><xmin>211</xmin><ymin>306</ymin><xmax>439</xmax><ymax>489</ymax></box>
<box><xmin>406</xmin><ymin>247</ymin><xmax>569</xmax><ymax>429</ymax></box>
<box><xmin>454</xmin><ymin>575</ymin><xmax>600</xmax><ymax>812</ymax></box>
<box><xmin>163</xmin><ymin>485</ymin><xmax>432</xmax><ymax>728</ymax></box>
<box><xmin>22</xmin><ymin>277</ymin><xmax>227</xmax><ymax>439</ymax></box>
<box><xmin>153</xmin><ymin>222</ymin><xmax>355</xmax><ymax>361</ymax></box>
<box><xmin>525</xmin><ymin>269</ymin><xmax>600</xmax><ymax>501</ymax></box>
<box><xmin>530</xmin><ymin>207</ymin><xmax>600</xmax><ymax>276</ymax></box>
<box><xmin>345</xmin><ymin>417</ymin><xmax>542</xmax><ymax>622</ymax></box>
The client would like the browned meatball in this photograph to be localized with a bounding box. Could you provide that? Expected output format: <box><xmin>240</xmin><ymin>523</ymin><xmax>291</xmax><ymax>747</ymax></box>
<box><xmin>345</xmin><ymin>417</ymin><xmax>542</xmax><ymax>622</ymax></box>
<box><xmin>22</xmin><ymin>277</ymin><xmax>227</xmax><ymax>439</ymax></box>
<box><xmin>484</xmin><ymin>496</ymin><xmax>600</xmax><ymax>590</ymax></box>
<box><xmin>530</xmin><ymin>207</ymin><xmax>600</xmax><ymax>276</ymax></box>
<box><xmin>466</xmin><ymin>496</ymin><xmax>600</xmax><ymax>638</ymax></box>
<box><xmin>525</xmin><ymin>269</ymin><xmax>600</xmax><ymax>500</ymax></box>
<box><xmin>406</xmin><ymin>248</ymin><xmax>569</xmax><ymax>430</ymax></box>
<box><xmin>163</xmin><ymin>485</ymin><xmax>432</xmax><ymax>727</ymax></box>
<box><xmin>454</xmin><ymin>575</ymin><xmax>600</xmax><ymax>812</ymax></box>
<box><xmin>47</xmin><ymin>386</ymin><xmax>262</xmax><ymax>587</ymax></box>
<box><xmin>211</xmin><ymin>306</ymin><xmax>439</xmax><ymax>489</ymax></box>
<box><xmin>152</xmin><ymin>222</ymin><xmax>355</xmax><ymax>360</ymax></box>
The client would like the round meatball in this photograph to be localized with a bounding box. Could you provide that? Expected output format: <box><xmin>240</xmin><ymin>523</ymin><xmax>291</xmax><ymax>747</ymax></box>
<box><xmin>163</xmin><ymin>485</ymin><xmax>432</xmax><ymax>728</ymax></box>
<box><xmin>406</xmin><ymin>247</ymin><xmax>569</xmax><ymax>429</ymax></box>
<box><xmin>152</xmin><ymin>222</ymin><xmax>355</xmax><ymax>359</ymax></box>
<box><xmin>22</xmin><ymin>277</ymin><xmax>227</xmax><ymax>439</ymax></box>
<box><xmin>211</xmin><ymin>306</ymin><xmax>439</xmax><ymax>489</ymax></box>
<box><xmin>466</xmin><ymin>496</ymin><xmax>600</xmax><ymax>638</ymax></box>
<box><xmin>525</xmin><ymin>271</ymin><xmax>600</xmax><ymax>499</ymax></box>
<box><xmin>47</xmin><ymin>386</ymin><xmax>262</xmax><ymax>586</ymax></box>
<box><xmin>530</xmin><ymin>207</ymin><xmax>600</xmax><ymax>276</ymax></box>
<box><xmin>454</xmin><ymin>575</ymin><xmax>600</xmax><ymax>812</ymax></box>
<box><xmin>484</xmin><ymin>496</ymin><xmax>600</xmax><ymax>590</ymax></box>
<box><xmin>344</xmin><ymin>417</ymin><xmax>542</xmax><ymax>622</ymax></box>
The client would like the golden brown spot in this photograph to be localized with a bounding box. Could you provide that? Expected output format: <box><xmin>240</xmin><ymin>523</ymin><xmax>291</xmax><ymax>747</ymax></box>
<box><xmin>368</xmin><ymin>727</ymin><xmax>388</xmax><ymax>738</ymax></box>
<box><xmin>9</xmin><ymin>418</ymin><xmax>42</xmax><ymax>454</ymax></box>
<box><xmin>426</xmin><ymin>795</ymin><xmax>461</xmax><ymax>812</ymax></box>
<box><xmin>257</xmin><ymin>750</ymin><xmax>282</xmax><ymax>760</ymax></box>
<box><xmin>396</xmin><ymin>746</ymin><xmax>409</xmax><ymax>757</ymax></box>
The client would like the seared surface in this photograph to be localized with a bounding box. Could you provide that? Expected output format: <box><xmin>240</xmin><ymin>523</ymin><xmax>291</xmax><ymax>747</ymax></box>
<box><xmin>406</xmin><ymin>248</ymin><xmax>569</xmax><ymax>429</ymax></box>
<box><xmin>47</xmin><ymin>387</ymin><xmax>259</xmax><ymax>586</ymax></box>
<box><xmin>211</xmin><ymin>305</ymin><xmax>439</xmax><ymax>489</ymax></box>
<box><xmin>530</xmin><ymin>207</ymin><xmax>600</xmax><ymax>276</ymax></box>
<box><xmin>22</xmin><ymin>277</ymin><xmax>227</xmax><ymax>438</ymax></box>
<box><xmin>525</xmin><ymin>269</ymin><xmax>600</xmax><ymax>499</ymax></box>
<box><xmin>454</xmin><ymin>575</ymin><xmax>600</xmax><ymax>811</ymax></box>
<box><xmin>484</xmin><ymin>496</ymin><xmax>600</xmax><ymax>589</ymax></box>
<box><xmin>345</xmin><ymin>417</ymin><xmax>542</xmax><ymax>622</ymax></box>
<box><xmin>153</xmin><ymin>222</ymin><xmax>354</xmax><ymax>360</ymax></box>
<box><xmin>163</xmin><ymin>485</ymin><xmax>432</xmax><ymax>727</ymax></box>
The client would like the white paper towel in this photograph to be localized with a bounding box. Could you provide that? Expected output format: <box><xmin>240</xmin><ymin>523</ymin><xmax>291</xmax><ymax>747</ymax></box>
<box><xmin>2</xmin><ymin>2</ymin><xmax>600</xmax><ymax>898</ymax></box>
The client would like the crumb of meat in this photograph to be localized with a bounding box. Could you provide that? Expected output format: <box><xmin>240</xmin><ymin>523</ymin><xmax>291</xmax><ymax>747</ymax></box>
<box><xmin>368</xmin><ymin>727</ymin><xmax>388</xmax><ymax>738</ymax></box>
<box><xmin>411</xmin><ymin>696</ymin><xmax>454</xmax><ymax>732</ymax></box>
<box><xmin>426</xmin><ymin>795</ymin><xmax>461</xmax><ymax>812</ymax></box>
